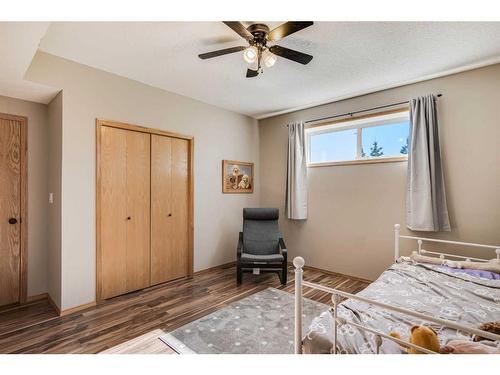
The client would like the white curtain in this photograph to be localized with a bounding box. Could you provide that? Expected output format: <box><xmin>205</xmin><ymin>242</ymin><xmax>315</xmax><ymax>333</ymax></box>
<box><xmin>406</xmin><ymin>95</ymin><xmax>451</xmax><ymax>231</ymax></box>
<box><xmin>286</xmin><ymin>121</ymin><xmax>308</xmax><ymax>220</ymax></box>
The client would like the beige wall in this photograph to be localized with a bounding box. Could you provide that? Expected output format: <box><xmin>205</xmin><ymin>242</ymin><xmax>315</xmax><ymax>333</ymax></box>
<box><xmin>15</xmin><ymin>52</ymin><xmax>499</xmax><ymax>308</ymax></box>
<box><xmin>26</xmin><ymin>52</ymin><xmax>260</xmax><ymax>310</ymax></box>
<box><xmin>259</xmin><ymin>64</ymin><xmax>500</xmax><ymax>281</ymax></box>
<box><xmin>47</xmin><ymin>92</ymin><xmax>62</xmax><ymax>308</ymax></box>
<box><xmin>0</xmin><ymin>95</ymin><xmax>49</xmax><ymax>297</ymax></box>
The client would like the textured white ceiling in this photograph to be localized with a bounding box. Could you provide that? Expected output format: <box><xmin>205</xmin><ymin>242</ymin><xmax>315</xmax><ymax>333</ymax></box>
<box><xmin>0</xmin><ymin>22</ymin><xmax>60</xmax><ymax>103</ymax></box>
<box><xmin>38</xmin><ymin>22</ymin><xmax>500</xmax><ymax>118</ymax></box>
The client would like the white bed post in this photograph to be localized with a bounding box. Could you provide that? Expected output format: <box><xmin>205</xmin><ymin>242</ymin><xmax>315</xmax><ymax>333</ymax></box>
<box><xmin>394</xmin><ymin>224</ymin><xmax>400</xmax><ymax>261</ymax></box>
<box><xmin>293</xmin><ymin>256</ymin><xmax>305</xmax><ymax>354</ymax></box>
<box><xmin>332</xmin><ymin>295</ymin><xmax>340</xmax><ymax>354</ymax></box>
<box><xmin>496</xmin><ymin>248</ymin><xmax>500</xmax><ymax>259</ymax></box>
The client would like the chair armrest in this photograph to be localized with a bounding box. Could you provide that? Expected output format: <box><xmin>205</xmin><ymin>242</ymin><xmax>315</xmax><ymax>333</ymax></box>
<box><xmin>237</xmin><ymin>232</ymin><xmax>243</xmax><ymax>260</ymax></box>
<box><xmin>279</xmin><ymin>237</ymin><xmax>287</xmax><ymax>259</ymax></box>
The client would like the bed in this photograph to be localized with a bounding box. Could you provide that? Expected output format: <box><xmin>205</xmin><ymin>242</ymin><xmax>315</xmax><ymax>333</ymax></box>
<box><xmin>293</xmin><ymin>225</ymin><xmax>500</xmax><ymax>354</ymax></box>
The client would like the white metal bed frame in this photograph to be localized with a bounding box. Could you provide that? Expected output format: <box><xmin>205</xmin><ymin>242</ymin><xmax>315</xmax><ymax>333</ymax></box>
<box><xmin>293</xmin><ymin>224</ymin><xmax>500</xmax><ymax>354</ymax></box>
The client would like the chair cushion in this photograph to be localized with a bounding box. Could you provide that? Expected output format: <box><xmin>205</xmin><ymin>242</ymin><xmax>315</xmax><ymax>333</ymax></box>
<box><xmin>240</xmin><ymin>253</ymin><xmax>284</xmax><ymax>263</ymax></box>
<box><xmin>243</xmin><ymin>219</ymin><xmax>280</xmax><ymax>255</ymax></box>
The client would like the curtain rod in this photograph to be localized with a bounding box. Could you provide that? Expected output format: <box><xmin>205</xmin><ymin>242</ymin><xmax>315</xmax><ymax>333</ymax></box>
<box><xmin>303</xmin><ymin>94</ymin><xmax>442</xmax><ymax>125</ymax></box>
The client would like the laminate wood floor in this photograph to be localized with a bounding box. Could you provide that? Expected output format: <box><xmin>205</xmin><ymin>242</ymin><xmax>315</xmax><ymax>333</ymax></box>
<box><xmin>0</xmin><ymin>264</ymin><xmax>370</xmax><ymax>354</ymax></box>
<box><xmin>0</xmin><ymin>298</ymin><xmax>59</xmax><ymax>337</ymax></box>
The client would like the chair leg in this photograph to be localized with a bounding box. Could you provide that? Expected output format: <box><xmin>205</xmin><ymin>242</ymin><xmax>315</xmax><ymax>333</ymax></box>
<box><xmin>281</xmin><ymin>264</ymin><xmax>287</xmax><ymax>285</ymax></box>
<box><xmin>237</xmin><ymin>265</ymin><xmax>242</xmax><ymax>285</ymax></box>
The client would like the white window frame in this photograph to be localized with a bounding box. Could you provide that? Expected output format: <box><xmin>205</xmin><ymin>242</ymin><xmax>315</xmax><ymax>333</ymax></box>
<box><xmin>305</xmin><ymin>109</ymin><xmax>410</xmax><ymax>167</ymax></box>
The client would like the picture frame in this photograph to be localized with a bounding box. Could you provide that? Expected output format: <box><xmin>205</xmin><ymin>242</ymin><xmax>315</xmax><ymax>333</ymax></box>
<box><xmin>222</xmin><ymin>160</ymin><xmax>254</xmax><ymax>194</ymax></box>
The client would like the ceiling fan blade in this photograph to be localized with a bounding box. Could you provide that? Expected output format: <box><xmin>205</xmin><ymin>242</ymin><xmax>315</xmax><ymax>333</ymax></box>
<box><xmin>223</xmin><ymin>21</ymin><xmax>253</xmax><ymax>41</ymax></box>
<box><xmin>198</xmin><ymin>46</ymin><xmax>246</xmax><ymax>60</ymax></box>
<box><xmin>267</xmin><ymin>21</ymin><xmax>313</xmax><ymax>42</ymax></box>
<box><xmin>269</xmin><ymin>45</ymin><xmax>313</xmax><ymax>65</ymax></box>
<box><xmin>246</xmin><ymin>68</ymin><xmax>259</xmax><ymax>78</ymax></box>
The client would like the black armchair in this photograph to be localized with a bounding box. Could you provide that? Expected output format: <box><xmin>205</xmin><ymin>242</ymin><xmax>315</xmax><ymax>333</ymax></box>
<box><xmin>237</xmin><ymin>208</ymin><xmax>288</xmax><ymax>285</ymax></box>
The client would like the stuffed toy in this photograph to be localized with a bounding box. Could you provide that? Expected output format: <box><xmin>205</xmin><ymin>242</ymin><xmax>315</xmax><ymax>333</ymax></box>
<box><xmin>473</xmin><ymin>321</ymin><xmax>500</xmax><ymax>342</ymax></box>
<box><xmin>389</xmin><ymin>325</ymin><xmax>440</xmax><ymax>354</ymax></box>
<box><xmin>439</xmin><ymin>339</ymin><xmax>500</xmax><ymax>354</ymax></box>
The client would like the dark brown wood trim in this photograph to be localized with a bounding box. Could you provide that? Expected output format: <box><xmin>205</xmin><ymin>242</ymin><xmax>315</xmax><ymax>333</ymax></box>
<box><xmin>95</xmin><ymin>119</ymin><xmax>195</xmax><ymax>301</ymax></box>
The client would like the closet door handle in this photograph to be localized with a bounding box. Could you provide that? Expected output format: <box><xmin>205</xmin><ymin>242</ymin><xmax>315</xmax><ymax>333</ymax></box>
<box><xmin>8</xmin><ymin>217</ymin><xmax>18</xmax><ymax>225</ymax></box>
<box><xmin>127</xmin><ymin>216</ymin><xmax>131</xmax><ymax>220</ymax></box>
<box><xmin>168</xmin><ymin>213</ymin><xmax>172</xmax><ymax>217</ymax></box>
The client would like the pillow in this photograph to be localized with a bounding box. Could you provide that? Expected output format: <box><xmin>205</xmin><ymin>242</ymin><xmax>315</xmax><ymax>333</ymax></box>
<box><xmin>410</xmin><ymin>252</ymin><xmax>447</xmax><ymax>265</ymax></box>
<box><xmin>410</xmin><ymin>251</ymin><xmax>500</xmax><ymax>274</ymax></box>
<box><xmin>437</xmin><ymin>265</ymin><xmax>500</xmax><ymax>280</ymax></box>
<box><xmin>458</xmin><ymin>258</ymin><xmax>500</xmax><ymax>274</ymax></box>
<box><xmin>440</xmin><ymin>340</ymin><xmax>500</xmax><ymax>354</ymax></box>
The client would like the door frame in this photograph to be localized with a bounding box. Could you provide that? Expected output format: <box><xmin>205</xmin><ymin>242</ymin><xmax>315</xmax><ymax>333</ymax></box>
<box><xmin>0</xmin><ymin>112</ymin><xmax>28</xmax><ymax>304</ymax></box>
<box><xmin>95</xmin><ymin>119</ymin><xmax>194</xmax><ymax>302</ymax></box>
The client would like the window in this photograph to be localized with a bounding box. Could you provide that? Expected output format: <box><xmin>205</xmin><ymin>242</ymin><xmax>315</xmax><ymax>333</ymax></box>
<box><xmin>306</xmin><ymin>110</ymin><xmax>409</xmax><ymax>166</ymax></box>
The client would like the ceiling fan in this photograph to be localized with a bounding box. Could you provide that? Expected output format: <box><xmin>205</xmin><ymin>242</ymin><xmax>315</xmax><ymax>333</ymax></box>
<box><xmin>198</xmin><ymin>21</ymin><xmax>314</xmax><ymax>78</ymax></box>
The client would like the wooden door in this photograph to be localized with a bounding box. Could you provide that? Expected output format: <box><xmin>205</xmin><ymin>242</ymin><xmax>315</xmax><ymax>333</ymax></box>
<box><xmin>100</xmin><ymin>126</ymin><xmax>127</xmax><ymax>299</ymax></box>
<box><xmin>0</xmin><ymin>118</ymin><xmax>22</xmax><ymax>306</ymax></box>
<box><xmin>125</xmin><ymin>130</ymin><xmax>151</xmax><ymax>292</ymax></box>
<box><xmin>151</xmin><ymin>135</ymin><xmax>189</xmax><ymax>284</ymax></box>
<box><xmin>171</xmin><ymin>138</ymin><xmax>189</xmax><ymax>279</ymax></box>
<box><xmin>151</xmin><ymin>135</ymin><xmax>172</xmax><ymax>285</ymax></box>
<box><xmin>99</xmin><ymin>126</ymin><xmax>151</xmax><ymax>299</ymax></box>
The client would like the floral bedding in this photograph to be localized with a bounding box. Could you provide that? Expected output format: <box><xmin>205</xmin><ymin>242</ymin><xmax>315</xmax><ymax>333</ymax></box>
<box><xmin>302</xmin><ymin>261</ymin><xmax>500</xmax><ymax>354</ymax></box>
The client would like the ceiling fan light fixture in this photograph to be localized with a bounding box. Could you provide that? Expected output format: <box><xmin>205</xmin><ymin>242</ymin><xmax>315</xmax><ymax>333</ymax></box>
<box><xmin>199</xmin><ymin>22</ymin><xmax>314</xmax><ymax>78</ymax></box>
<box><xmin>263</xmin><ymin>50</ymin><xmax>277</xmax><ymax>68</ymax></box>
<box><xmin>243</xmin><ymin>46</ymin><xmax>257</xmax><ymax>64</ymax></box>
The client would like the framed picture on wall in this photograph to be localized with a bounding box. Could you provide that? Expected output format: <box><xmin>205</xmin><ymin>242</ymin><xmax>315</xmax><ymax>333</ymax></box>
<box><xmin>222</xmin><ymin>160</ymin><xmax>254</xmax><ymax>194</ymax></box>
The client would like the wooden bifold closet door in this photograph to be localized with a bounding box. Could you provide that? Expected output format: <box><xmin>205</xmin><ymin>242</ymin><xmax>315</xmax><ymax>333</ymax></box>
<box><xmin>98</xmin><ymin>121</ymin><xmax>192</xmax><ymax>301</ymax></box>
<box><xmin>100</xmin><ymin>126</ymin><xmax>151</xmax><ymax>299</ymax></box>
<box><xmin>151</xmin><ymin>135</ymin><xmax>189</xmax><ymax>285</ymax></box>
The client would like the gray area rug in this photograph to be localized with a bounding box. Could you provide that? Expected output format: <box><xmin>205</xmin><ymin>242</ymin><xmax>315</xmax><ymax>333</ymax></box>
<box><xmin>160</xmin><ymin>287</ymin><xmax>329</xmax><ymax>354</ymax></box>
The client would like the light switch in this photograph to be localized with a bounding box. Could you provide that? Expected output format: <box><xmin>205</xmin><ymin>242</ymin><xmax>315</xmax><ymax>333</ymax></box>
<box><xmin>49</xmin><ymin>193</ymin><xmax>54</xmax><ymax>204</ymax></box>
